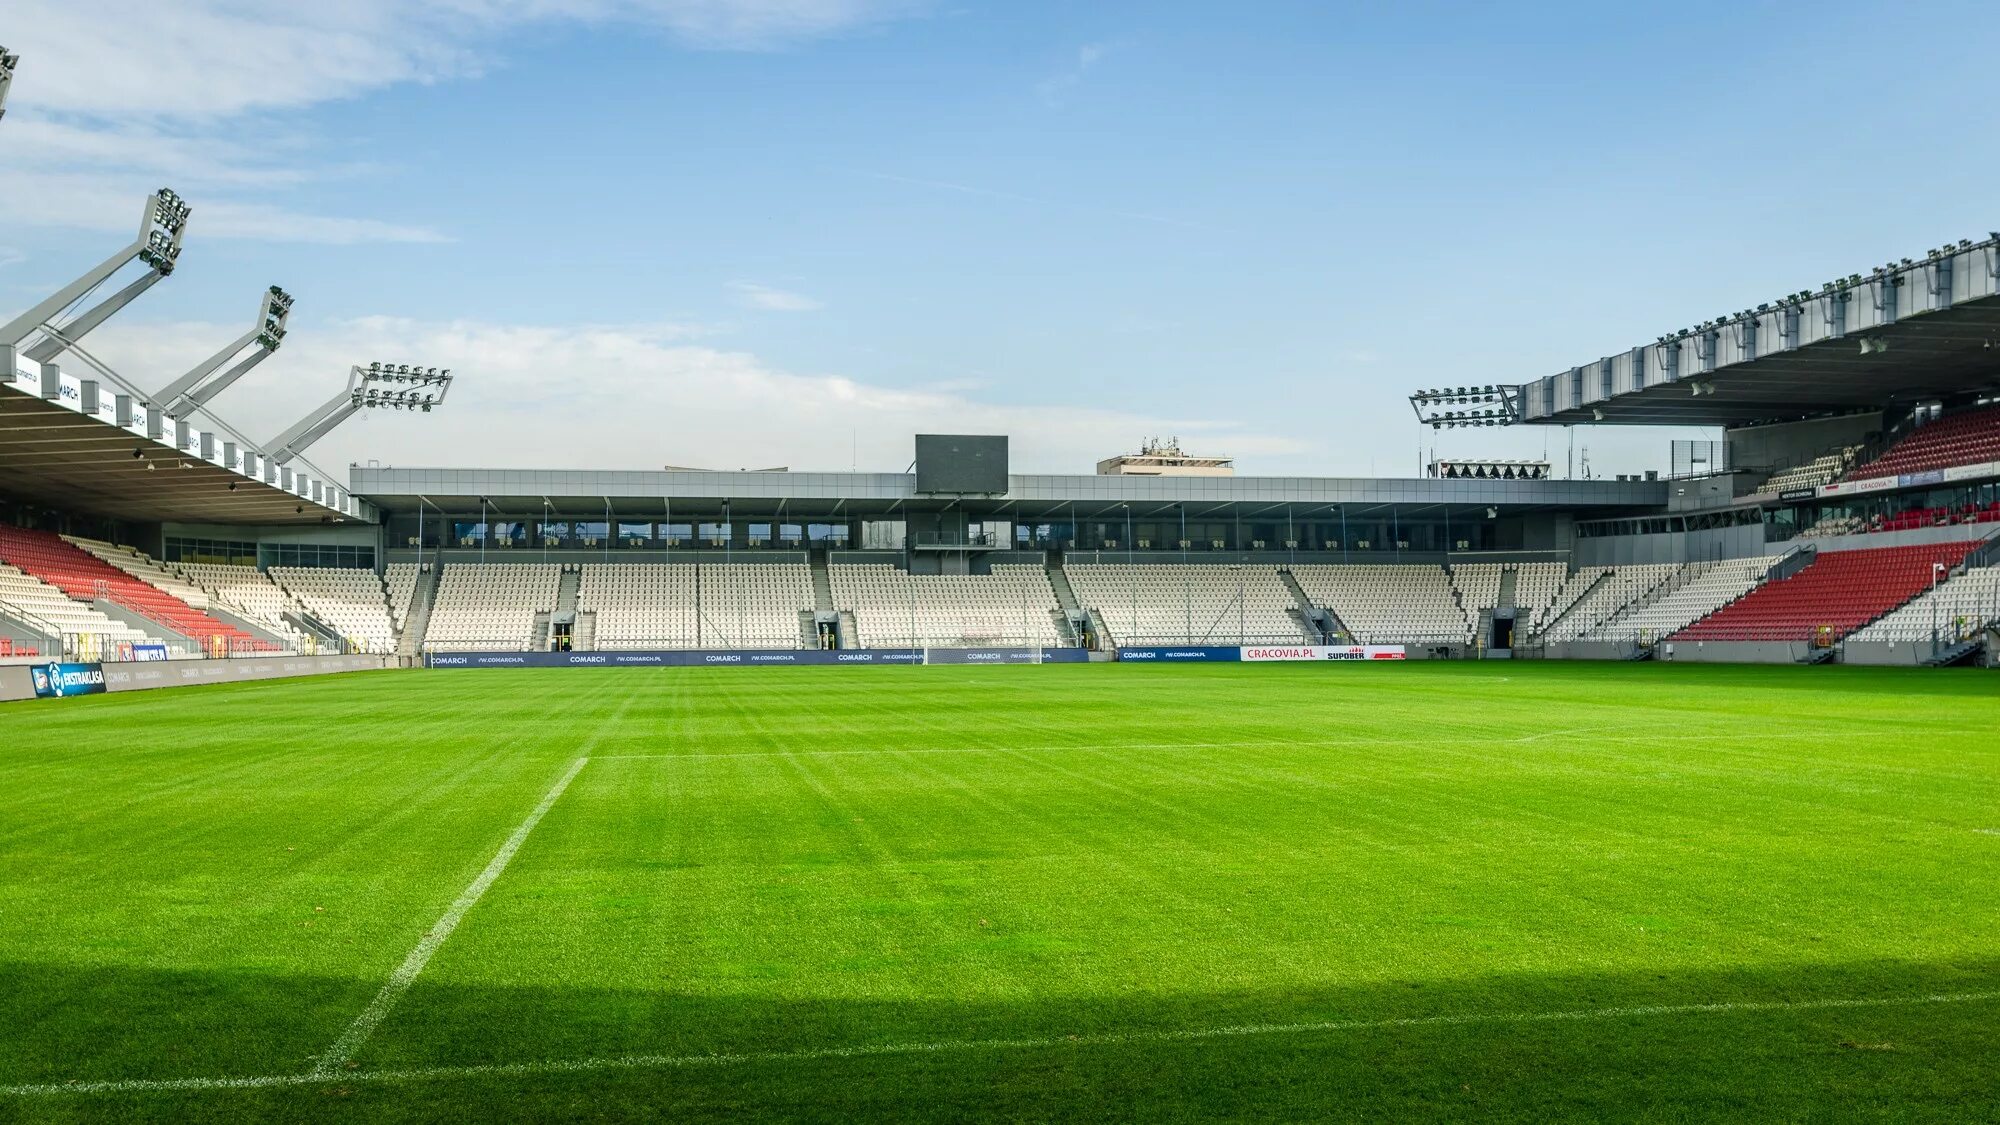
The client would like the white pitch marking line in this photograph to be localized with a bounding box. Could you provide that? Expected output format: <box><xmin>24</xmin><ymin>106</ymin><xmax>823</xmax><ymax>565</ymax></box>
<box><xmin>7</xmin><ymin>989</ymin><xmax>1996</xmax><ymax>1098</ymax></box>
<box><xmin>308</xmin><ymin>755</ymin><xmax>591</xmax><ymax>1076</ymax></box>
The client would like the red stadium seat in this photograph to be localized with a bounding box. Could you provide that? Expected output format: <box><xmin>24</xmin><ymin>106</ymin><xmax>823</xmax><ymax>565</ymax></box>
<box><xmin>0</xmin><ymin>527</ymin><xmax>280</xmax><ymax>652</ymax></box>
<box><xmin>1669</xmin><ymin>542</ymin><xmax>1978</xmax><ymax>643</ymax></box>
<box><xmin>1844</xmin><ymin>405</ymin><xmax>2000</xmax><ymax>483</ymax></box>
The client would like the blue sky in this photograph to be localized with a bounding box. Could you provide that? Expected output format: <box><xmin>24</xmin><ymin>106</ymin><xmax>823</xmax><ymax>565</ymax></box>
<box><xmin>5</xmin><ymin>0</ymin><xmax>1999</xmax><ymax>478</ymax></box>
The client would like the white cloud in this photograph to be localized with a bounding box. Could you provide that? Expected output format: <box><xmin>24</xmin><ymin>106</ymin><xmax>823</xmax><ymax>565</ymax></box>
<box><xmin>76</xmin><ymin>316</ymin><xmax>1309</xmax><ymax>475</ymax></box>
<box><xmin>5</xmin><ymin>1</ymin><xmax>929</xmax><ymax>119</ymax></box>
<box><xmin>0</xmin><ymin>0</ymin><xmax>928</xmax><ymax>242</ymax></box>
<box><xmin>1037</xmin><ymin>42</ymin><xmax>1110</xmax><ymax>107</ymax></box>
<box><xmin>728</xmin><ymin>281</ymin><xmax>824</xmax><ymax>311</ymax></box>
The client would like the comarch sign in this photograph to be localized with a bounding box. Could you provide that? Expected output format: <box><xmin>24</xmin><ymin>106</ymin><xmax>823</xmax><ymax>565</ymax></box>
<box><xmin>30</xmin><ymin>661</ymin><xmax>108</xmax><ymax>698</ymax></box>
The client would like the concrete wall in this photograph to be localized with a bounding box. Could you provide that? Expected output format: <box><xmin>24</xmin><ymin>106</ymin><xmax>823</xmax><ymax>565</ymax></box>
<box><xmin>1727</xmin><ymin>413</ymin><xmax>1883</xmax><ymax>473</ymax></box>
<box><xmin>1840</xmin><ymin>641</ymin><xmax>1935</xmax><ymax>667</ymax></box>
<box><xmin>1660</xmin><ymin>640</ymin><xmax>1816</xmax><ymax>664</ymax></box>
<box><xmin>1665</xmin><ymin>474</ymin><xmax>1758</xmax><ymax>511</ymax></box>
<box><xmin>1574</xmin><ymin>523</ymin><xmax>1770</xmax><ymax>567</ymax></box>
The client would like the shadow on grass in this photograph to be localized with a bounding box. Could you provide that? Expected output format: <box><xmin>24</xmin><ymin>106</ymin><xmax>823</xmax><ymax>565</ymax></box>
<box><xmin>5</xmin><ymin>955</ymin><xmax>1997</xmax><ymax>1123</ymax></box>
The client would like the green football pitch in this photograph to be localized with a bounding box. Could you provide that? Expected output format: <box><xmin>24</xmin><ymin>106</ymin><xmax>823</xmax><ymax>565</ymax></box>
<box><xmin>1</xmin><ymin>662</ymin><xmax>1996</xmax><ymax>1123</ymax></box>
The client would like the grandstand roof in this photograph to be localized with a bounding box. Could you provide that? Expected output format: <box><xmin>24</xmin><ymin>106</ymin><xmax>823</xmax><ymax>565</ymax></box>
<box><xmin>1509</xmin><ymin>235</ymin><xmax>2000</xmax><ymax>428</ymax></box>
<box><xmin>349</xmin><ymin>465</ymin><xmax>1667</xmax><ymax>519</ymax></box>
<box><xmin>0</xmin><ymin>378</ymin><xmax>362</xmax><ymax>525</ymax></box>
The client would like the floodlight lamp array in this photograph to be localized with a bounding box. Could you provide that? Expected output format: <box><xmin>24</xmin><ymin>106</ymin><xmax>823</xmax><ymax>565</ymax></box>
<box><xmin>364</xmin><ymin>361</ymin><xmax>452</xmax><ymax>387</ymax></box>
<box><xmin>138</xmin><ymin>189</ymin><xmax>191</xmax><ymax>275</ymax></box>
<box><xmin>1410</xmin><ymin>384</ymin><xmax>1517</xmax><ymax>430</ymax></box>
<box><xmin>257</xmin><ymin>286</ymin><xmax>293</xmax><ymax>350</ymax></box>
<box><xmin>354</xmin><ymin>387</ymin><xmax>442</xmax><ymax>412</ymax></box>
<box><xmin>0</xmin><ymin>46</ymin><xmax>16</xmax><ymax>120</ymax></box>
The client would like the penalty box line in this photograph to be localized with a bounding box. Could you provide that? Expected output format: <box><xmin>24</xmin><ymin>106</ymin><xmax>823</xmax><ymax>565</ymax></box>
<box><xmin>308</xmin><ymin>755</ymin><xmax>592</xmax><ymax>1077</ymax></box>
<box><xmin>6</xmin><ymin>988</ymin><xmax>1998</xmax><ymax>1098</ymax></box>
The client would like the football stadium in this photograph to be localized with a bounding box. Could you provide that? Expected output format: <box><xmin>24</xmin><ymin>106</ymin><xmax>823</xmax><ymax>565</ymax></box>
<box><xmin>4</xmin><ymin>29</ymin><xmax>2000</xmax><ymax>1125</ymax></box>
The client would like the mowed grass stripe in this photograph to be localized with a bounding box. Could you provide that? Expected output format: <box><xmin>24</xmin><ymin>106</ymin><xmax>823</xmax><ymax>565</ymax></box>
<box><xmin>6</xmin><ymin>987</ymin><xmax>1997</xmax><ymax>1099</ymax></box>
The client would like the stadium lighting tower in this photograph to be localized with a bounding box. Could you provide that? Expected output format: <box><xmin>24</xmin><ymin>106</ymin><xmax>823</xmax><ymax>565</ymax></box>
<box><xmin>0</xmin><ymin>188</ymin><xmax>191</xmax><ymax>356</ymax></box>
<box><xmin>264</xmin><ymin>362</ymin><xmax>453</xmax><ymax>465</ymax></box>
<box><xmin>1407</xmin><ymin>384</ymin><xmax>1523</xmax><ymax>430</ymax></box>
<box><xmin>0</xmin><ymin>47</ymin><xmax>18</xmax><ymax>122</ymax></box>
<box><xmin>154</xmin><ymin>286</ymin><xmax>294</xmax><ymax>415</ymax></box>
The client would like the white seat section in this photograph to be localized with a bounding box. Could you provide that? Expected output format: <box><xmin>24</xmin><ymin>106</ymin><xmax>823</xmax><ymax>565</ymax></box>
<box><xmin>574</xmin><ymin>562</ymin><xmax>812</xmax><ymax>649</ymax></box>
<box><xmin>385</xmin><ymin>563</ymin><xmax>421</xmax><ymax>631</ymax></box>
<box><xmin>577</xmin><ymin>563</ymin><xmax>699</xmax><ymax>649</ymax></box>
<box><xmin>1290</xmin><ymin>564</ymin><xmax>1469</xmax><ymax>644</ymax></box>
<box><xmin>1752</xmin><ymin>447</ymin><xmax>1859</xmax><ymax>497</ymax></box>
<box><xmin>1534</xmin><ymin>564</ymin><xmax>1681</xmax><ymax>642</ymax></box>
<box><xmin>178</xmin><ymin>563</ymin><xmax>305</xmax><ymax>642</ymax></box>
<box><xmin>690</xmin><ymin>564</ymin><xmax>815</xmax><ymax>649</ymax></box>
<box><xmin>1512</xmin><ymin>562</ymin><xmax>1569</xmax><ymax>630</ymax></box>
<box><xmin>1451</xmin><ymin>563</ymin><xmax>1504</xmax><ymax>623</ymax></box>
<box><xmin>425</xmin><ymin>564</ymin><xmax>561</xmax><ymax>651</ymax></box>
<box><xmin>1585</xmin><ymin>556</ymin><xmax>1784</xmax><ymax>641</ymax></box>
<box><xmin>1849</xmin><ymin>565</ymin><xmax>2000</xmax><ymax>642</ymax></box>
<box><xmin>270</xmin><ymin>567</ymin><xmax>398</xmax><ymax>653</ymax></box>
<box><xmin>1534</xmin><ymin>566</ymin><xmax>1609</xmax><ymax>634</ymax></box>
<box><xmin>1066</xmin><ymin>564</ymin><xmax>1311</xmax><ymax>646</ymax></box>
<box><xmin>831</xmin><ymin>563</ymin><xmax>1062</xmax><ymax>648</ymax></box>
<box><xmin>0</xmin><ymin>562</ymin><xmax>158</xmax><ymax>647</ymax></box>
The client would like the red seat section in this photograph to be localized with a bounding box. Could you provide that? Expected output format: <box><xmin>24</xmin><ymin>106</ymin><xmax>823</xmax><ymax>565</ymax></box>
<box><xmin>1865</xmin><ymin>503</ymin><xmax>2000</xmax><ymax>532</ymax></box>
<box><xmin>0</xmin><ymin>527</ymin><xmax>276</xmax><ymax>651</ymax></box>
<box><xmin>1846</xmin><ymin>405</ymin><xmax>2000</xmax><ymax>482</ymax></box>
<box><xmin>1671</xmin><ymin>543</ymin><xmax>1978</xmax><ymax>643</ymax></box>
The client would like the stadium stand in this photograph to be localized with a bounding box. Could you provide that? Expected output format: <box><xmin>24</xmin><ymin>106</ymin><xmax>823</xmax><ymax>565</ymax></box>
<box><xmin>1068</xmin><ymin>564</ymin><xmax>1313</xmax><ymax>645</ymax></box>
<box><xmin>1449</xmin><ymin>563</ymin><xmax>1504</xmax><ymax>623</ymax></box>
<box><xmin>63</xmin><ymin>537</ymin><xmax>213</xmax><ymax>611</ymax></box>
<box><xmin>1844</xmin><ymin>404</ymin><xmax>2000</xmax><ymax>482</ymax></box>
<box><xmin>574</xmin><ymin>562</ymin><xmax>813</xmax><ymax>650</ymax></box>
<box><xmin>1583</xmin><ymin>556</ymin><xmax>1783</xmax><ymax>641</ymax></box>
<box><xmin>576</xmin><ymin>563</ymin><xmax>698</xmax><ymax>649</ymax></box>
<box><xmin>0</xmin><ymin>562</ymin><xmax>158</xmax><ymax>651</ymax></box>
<box><xmin>1752</xmin><ymin>448</ymin><xmax>1859</xmax><ymax>496</ymax></box>
<box><xmin>0</xmin><ymin>527</ymin><xmax>277</xmax><ymax>651</ymax></box>
<box><xmin>385</xmin><ymin>563</ymin><xmax>422</xmax><ymax>633</ymax></box>
<box><xmin>1512</xmin><ymin>561</ymin><xmax>1569</xmax><ymax>630</ymax></box>
<box><xmin>830</xmin><ymin>563</ymin><xmax>1063</xmax><ymax>648</ymax></box>
<box><xmin>1671</xmin><ymin>543</ymin><xmax>1979</xmax><ymax>643</ymax></box>
<box><xmin>695</xmin><ymin>564</ymin><xmax>818</xmax><ymax>648</ymax></box>
<box><xmin>177</xmin><ymin>563</ymin><xmax>306</xmax><ymax>643</ymax></box>
<box><xmin>1533</xmin><ymin>564</ymin><xmax>1680</xmax><ymax>642</ymax></box>
<box><xmin>1535</xmin><ymin>566</ymin><xmax>1606</xmax><ymax>633</ymax></box>
<box><xmin>1848</xmin><ymin>564</ymin><xmax>2000</xmax><ymax>643</ymax></box>
<box><xmin>424</xmin><ymin>563</ymin><xmax>562</xmax><ymax>651</ymax></box>
<box><xmin>270</xmin><ymin>567</ymin><xmax>397</xmax><ymax>653</ymax></box>
<box><xmin>1798</xmin><ymin>515</ymin><xmax>1865</xmax><ymax>539</ymax></box>
<box><xmin>1290</xmin><ymin>564</ymin><xmax>1468</xmax><ymax>644</ymax></box>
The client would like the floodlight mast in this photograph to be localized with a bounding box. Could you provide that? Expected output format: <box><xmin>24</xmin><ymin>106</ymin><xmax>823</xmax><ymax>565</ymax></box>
<box><xmin>264</xmin><ymin>362</ymin><xmax>453</xmax><ymax>465</ymax></box>
<box><xmin>155</xmin><ymin>286</ymin><xmax>293</xmax><ymax>414</ymax></box>
<box><xmin>0</xmin><ymin>188</ymin><xmax>190</xmax><ymax>354</ymax></box>
<box><xmin>0</xmin><ymin>47</ymin><xmax>18</xmax><ymax>123</ymax></box>
<box><xmin>1407</xmin><ymin>385</ymin><xmax>1524</xmax><ymax>430</ymax></box>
